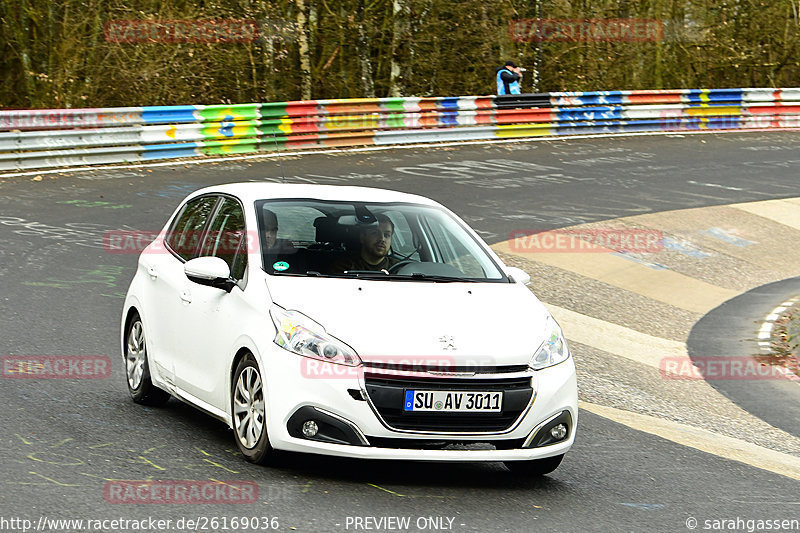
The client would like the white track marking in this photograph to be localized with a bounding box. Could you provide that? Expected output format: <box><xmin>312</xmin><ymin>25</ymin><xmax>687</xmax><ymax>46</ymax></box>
<box><xmin>757</xmin><ymin>297</ymin><xmax>799</xmax><ymax>353</ymax></box>
<box><xmin>581</xmin><ymin>401</ymin><xmax>800</xmax><ymax>481</ymax></box>
<box><xmin>687</xmin><ymin>180</ymin><xmax>744</xmax><ymax>191</ymax></box>
<box><xmin>544</xmin><ymin>302</ymin><xmax>689</xmax><ymax>369</ymax></box>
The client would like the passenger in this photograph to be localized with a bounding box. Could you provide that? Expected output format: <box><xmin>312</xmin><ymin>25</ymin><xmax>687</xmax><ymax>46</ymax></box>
<box><xmin>332</xmin><ymin>214</ymin><xmax>399</xmax><ymax>273</ymax></box>
<box><xmin>263</xmin><ymin>209</ymin><xmax>299</xmax><ymax>273</ymax></box>
<box><xmin>262</xmin><ymin>209</ymin><xmax>295</xmax><ymax>254</ymax></box>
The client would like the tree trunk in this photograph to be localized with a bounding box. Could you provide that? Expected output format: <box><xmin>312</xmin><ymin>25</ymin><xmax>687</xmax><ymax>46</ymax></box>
<box><xmin>389</xmin><ymin>0</ymin><xmax>410</xmax><ymax>97</ymax></box>
<box><xmin>259</xmin><ymin>2</ymin><xmax>275</xmax><ymax>101</ymax></box>
<box><xmin>7</xmin><ymin>0</ymin><xmax>36</xmax><ymax>106</ymax></box>
<box><xmin>296</xmin><ymin>0</ymin><xmax>312</xmax><ymax>99</ymax></box>
<box><xmin>356</xmin><ymin>0</ymin><xmax>376</xmax><ymax>97</ymax></box>
<box><xmin>532</xmin><ymin>0</ymin><xmax>542</xmax><ymax>92</ymax></box>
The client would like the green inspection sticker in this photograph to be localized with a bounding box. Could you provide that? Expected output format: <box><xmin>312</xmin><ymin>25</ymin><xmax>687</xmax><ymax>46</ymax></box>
<box><xmin>272</xmin><ymin>261</ymin><xmax>290</xmax><ymax>271</ymax></box>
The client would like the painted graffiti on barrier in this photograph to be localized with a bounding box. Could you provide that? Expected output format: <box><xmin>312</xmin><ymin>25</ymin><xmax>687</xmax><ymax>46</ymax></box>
<box><xmin>3</xmin><ymin>88</ymin><xmax>800</xmax><ymax>173</ymax></box>
<box><xmin>0</xmin><ymin>110</ymin><xmax>141</xmax><ymax>131</ymax></box>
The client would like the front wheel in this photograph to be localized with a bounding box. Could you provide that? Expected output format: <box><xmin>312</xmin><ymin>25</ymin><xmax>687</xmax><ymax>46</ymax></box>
<box><xmin>125</xmin><ymin>314</ymin><xmax>170</xmax><ymax>406</ymax></box>
<box><xmin>231</xmin><ymin>355</ymin><xmax>274</xmax><ymax>464</ymax></box>
<box><xmin>505</xmin><ymin>454</ymin><xmax>564</xmax><ymax>476</ymax></box>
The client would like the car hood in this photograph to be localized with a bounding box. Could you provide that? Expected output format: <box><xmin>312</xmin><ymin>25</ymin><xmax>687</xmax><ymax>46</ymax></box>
<box><xmin>265</xmin><ymin>276</ymin><xmax>551</xmax><ymax>367</ymax></box>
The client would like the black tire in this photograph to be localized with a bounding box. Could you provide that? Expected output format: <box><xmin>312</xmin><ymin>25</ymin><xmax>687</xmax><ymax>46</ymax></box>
<box><xmin>231</xmin><ymin>355</ymin><xmax>274</xmax><ymax>464</ymax></box>
<box><xmin>124</xmin><ymin>313</ymin><xmax>170</xmax><ymax>406</ymax></box>
<box><xmin>505</xmin><ymin>454</ymin><xmax>564</xmax><ymax>476</ymax></box>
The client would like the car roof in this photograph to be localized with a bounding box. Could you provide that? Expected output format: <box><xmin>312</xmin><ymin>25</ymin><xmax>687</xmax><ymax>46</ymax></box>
<box><xmin>186</xmin><ymin>182</ymin><xmax>442</xmax><ymax>207</ymax></box>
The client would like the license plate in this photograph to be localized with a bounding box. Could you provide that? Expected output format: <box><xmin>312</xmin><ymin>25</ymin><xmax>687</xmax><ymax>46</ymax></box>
<box><xmin>403</xmin><ymin>390</ymin><xmax>503</xmax><ymax>412</ymax></box>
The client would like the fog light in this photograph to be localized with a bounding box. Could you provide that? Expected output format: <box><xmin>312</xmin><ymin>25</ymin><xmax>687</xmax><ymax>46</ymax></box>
<box><xmin>302</xmin><ymin>420</ymin><xmax>319</xmax><ymax>438</ymax></box>
<box><xmin>550</xmin><ymin>424</ymin><xmax>567</xmax><ymax>440</ymax></box>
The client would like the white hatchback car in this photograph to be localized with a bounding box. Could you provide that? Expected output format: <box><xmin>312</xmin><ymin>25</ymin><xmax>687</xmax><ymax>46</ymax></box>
<box><xmin>121</xmin><ymin>183</ymin><xmax>577</xmax><ymax>475</ymax></box>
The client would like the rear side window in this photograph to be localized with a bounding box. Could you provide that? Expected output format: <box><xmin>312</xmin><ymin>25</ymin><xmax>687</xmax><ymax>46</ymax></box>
<box><xmin>166</xmin><ymin>196</ymin><xmax>218</xmax><ymax>261</ymax></box>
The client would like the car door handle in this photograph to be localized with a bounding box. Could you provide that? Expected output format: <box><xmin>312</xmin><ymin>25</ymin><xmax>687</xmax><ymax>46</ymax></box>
<box><xmin>147</xmin><ymin>265</ymin><xmax>158</xmax><ymax>279</ymax></box>
<box><xmin>180</xmin><ymin>289</ymin><xmax>192</xmax><ymax>304</ymax></box>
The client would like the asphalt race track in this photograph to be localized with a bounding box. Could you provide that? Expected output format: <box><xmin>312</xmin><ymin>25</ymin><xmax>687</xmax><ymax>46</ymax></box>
<box><xmin>2</xmin><ymin>132</ymin><xmax>800</xmax><ymax>532</ymax></box>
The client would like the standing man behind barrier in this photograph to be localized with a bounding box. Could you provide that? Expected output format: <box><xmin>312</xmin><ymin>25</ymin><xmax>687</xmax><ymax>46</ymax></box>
<box><xmin>496</xmin><ymin>60</ymin><xmax>522</xmax><ymax>95</ymax></box>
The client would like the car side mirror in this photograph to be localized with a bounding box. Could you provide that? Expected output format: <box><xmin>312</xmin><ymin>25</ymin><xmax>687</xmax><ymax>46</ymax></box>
<box><xmin>184</xmin><ymin>257</ymin><xmax>236</xmax><ymax>293</ymax></box>
<box><xmin>506</xmin><ymin>266</ymin><xmax>531</xmax><ymax>285</ymax></box>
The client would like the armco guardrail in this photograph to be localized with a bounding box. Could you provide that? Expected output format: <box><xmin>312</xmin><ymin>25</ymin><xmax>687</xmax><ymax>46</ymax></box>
<box><xmin>2</xmin><ymin>88</ymin><xmax>799</xmax><ymax>171</ymax></box>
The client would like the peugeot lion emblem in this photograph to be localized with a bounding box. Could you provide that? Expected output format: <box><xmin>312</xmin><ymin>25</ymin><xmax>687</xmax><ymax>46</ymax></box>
<box><xmin>438</xmin><ymin>335</ymin><xmax>456</xmax><ymax>351</ymax></box>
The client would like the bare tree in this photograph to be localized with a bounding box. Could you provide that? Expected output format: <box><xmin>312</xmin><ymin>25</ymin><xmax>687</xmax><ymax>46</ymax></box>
<box><xmin>296</xmin><ymin>0</ymin><xmax>313</xmax><ymax>99</ymax></box>
<box><xmin>355</xmin><ymin>0</ymin><xmax>376</xmax><ymax>97</ymax></box>
<box><xmin>389</xmin><ymin>0</ymin><xmax>410</xmax><ymax>96</ymax></box>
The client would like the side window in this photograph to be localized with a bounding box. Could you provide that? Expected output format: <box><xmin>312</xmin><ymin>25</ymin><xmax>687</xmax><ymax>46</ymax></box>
<box><xmin>423</xmin><ymin>215</ymin><xmax>486</xmax><ymax>278</ymax></box>
<box><xmin>166</xmin><ymin>196</ymin><xmax>218</xmax><ymax>261</ymax></box>
<box><xmin>200</xmin><ymin>197</ymin><xmax>247</xmax><ymax>280</ymax></box>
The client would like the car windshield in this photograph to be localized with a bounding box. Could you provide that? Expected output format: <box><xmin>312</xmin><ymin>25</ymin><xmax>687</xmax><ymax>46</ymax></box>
<box><xmin>255</xmin><ymin>199</ymin><xmax>507</xmax><ymax>282</ymax></box>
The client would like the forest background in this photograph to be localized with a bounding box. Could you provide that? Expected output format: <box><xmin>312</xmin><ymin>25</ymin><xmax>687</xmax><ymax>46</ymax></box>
<box><xmin>2</xmin><ymin>0</ymin><xmax>798</xmax><ymax>108</ymax></box>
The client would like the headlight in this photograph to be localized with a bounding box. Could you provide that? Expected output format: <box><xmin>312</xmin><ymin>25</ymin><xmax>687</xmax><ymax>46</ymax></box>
<box><xmin>529</xmin><ymin>316</ymin><xmax>570</xmax><ymax>370</ymax></box>
<box><xmin>269</xmin><ymin>306</ymin><xmax>361</xmax><ymax>366</ymax></box>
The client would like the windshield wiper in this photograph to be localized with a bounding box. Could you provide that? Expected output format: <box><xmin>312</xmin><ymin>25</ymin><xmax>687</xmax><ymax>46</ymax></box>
<box><xmin>270</xmin><ymin>269</ymin><xmax>476</xmax><ymax>282</ymax></box>
<box><xmin>409</xmin><ymin>272</ymin><xmax>476</xmax><ymax>282</ymax></box>
<box><xmin>341</xmin><ymin>270</ymin><xmax>474</xmax><ymax>282</ymax></box>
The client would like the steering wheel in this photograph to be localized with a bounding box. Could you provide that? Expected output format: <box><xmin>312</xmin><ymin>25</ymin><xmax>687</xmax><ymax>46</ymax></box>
<box><xmin>387</xmin><ymin>260</ymin><xmax>415</xmax><ymax>274</ymax></box>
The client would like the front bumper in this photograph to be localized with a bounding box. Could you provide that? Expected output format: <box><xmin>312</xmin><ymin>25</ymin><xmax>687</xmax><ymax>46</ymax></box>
<box><xmin>260</xmin><ymin>347</ymin><xmax>578</xmax><ymax>461</ymax></box>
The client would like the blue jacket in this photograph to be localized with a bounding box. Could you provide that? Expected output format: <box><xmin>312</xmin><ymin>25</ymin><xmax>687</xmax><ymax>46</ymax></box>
<box><xmin>496</xmin><ymin>67</ymin><xmax>521</xmax><ymax>95</ymax></box>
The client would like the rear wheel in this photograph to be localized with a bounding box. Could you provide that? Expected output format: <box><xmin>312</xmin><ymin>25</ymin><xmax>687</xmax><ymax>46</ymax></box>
<box><xmin>505</xmin><ymin>454</ymin><xmax>564</xmax><ymax>476</ymax></box>
<box><xmin>232</xmin><ymin>355</ymin><xmax>274</xmax><ymax>464</ymax></box>
<box><xmin>125</xmin><ymin>313</ymin><xmax>170</xmax><ymax>406</ymax></box>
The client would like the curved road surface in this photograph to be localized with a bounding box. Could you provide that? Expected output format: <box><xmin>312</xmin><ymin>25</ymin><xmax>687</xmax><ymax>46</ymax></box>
<box><xmin>2</xmin><ymin>132</ymin><xmax>800</xmax><ymax>532</ymax></box>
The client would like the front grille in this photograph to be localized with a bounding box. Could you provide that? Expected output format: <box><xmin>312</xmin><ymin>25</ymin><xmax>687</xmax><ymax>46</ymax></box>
<box><xmin>365</xmin><ymin>374</ymin><xmax>534</xmax><ymax>433</ymax></box>
<box><xmin>366</xmin><ymin>436</ymin><xmax>527</xmax><ymax>450</ymax></box>
<box><xmin>363</xmin><ymin>362</ymin><xmax>530</xmax><ymax>374</ymax></box>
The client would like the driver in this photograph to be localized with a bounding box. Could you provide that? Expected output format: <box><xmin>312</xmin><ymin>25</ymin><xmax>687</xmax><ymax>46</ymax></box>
<box><xmin>332</xmin><ymin>214</ymin><xmax>400</xmax><ymax>273</ymax></box>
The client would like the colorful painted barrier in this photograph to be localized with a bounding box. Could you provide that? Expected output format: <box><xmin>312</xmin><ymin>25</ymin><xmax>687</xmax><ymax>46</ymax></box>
<box><xmin>1</xmin><ymin>88</ymin><xmax>799</xmax><ymax>171</ymax></box>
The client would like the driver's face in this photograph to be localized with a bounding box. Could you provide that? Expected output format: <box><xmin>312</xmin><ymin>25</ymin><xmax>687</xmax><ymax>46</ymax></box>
<box><xmin>263</xmin><ymin>226</ymin><xmax>278</xmax><ymax>250</ymax></box>
<box><xmin>361</xmin><ymin>221</ymin><xmax>393</xmax><ymax>262</ymax></box>
<box><xmin>263</xmin><ymin>213</ymin><xmax>278</xmax><ymax>250</ymax></box>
